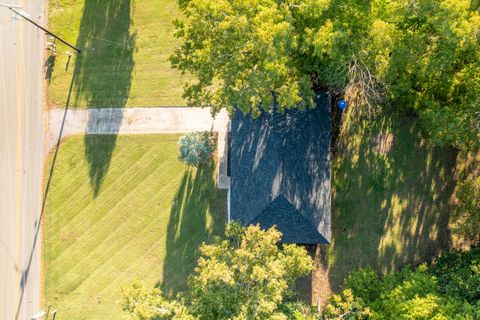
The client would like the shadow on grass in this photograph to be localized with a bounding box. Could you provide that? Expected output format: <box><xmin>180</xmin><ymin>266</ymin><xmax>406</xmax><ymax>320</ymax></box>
<box><xmin>72</xmin><ymin>0</ymin><xmax>136</xmax><ymax>196</ymax></box>
<box><xmin>327</xmin><ymin>111</ymin><xmax>458</xmax><ymax>290</ymax></box>
<box><xmin>44</xmin><ymin>54</ymin><xmax>56</xmax><ymax>83</ymax></box>
<box><xmin>160</xmin><ymin>161</ymin><xmax>227</xmax><ymax>298</ymax></box>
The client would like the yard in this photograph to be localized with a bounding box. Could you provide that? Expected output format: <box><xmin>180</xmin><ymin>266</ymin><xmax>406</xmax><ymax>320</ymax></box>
<box><xmin>311</xmin><ymin>110</ymin><xmax>459</xmax><ymax>304</ymax></box>
<box><xmin>47</xmin><ymin>0</ymin><xmax>188</xmax><ymax>108</ymax></box>
<box><xmin>43</xmin><ymin>135</ymin><xmax>226</xmax><ymax>319</ymax></box>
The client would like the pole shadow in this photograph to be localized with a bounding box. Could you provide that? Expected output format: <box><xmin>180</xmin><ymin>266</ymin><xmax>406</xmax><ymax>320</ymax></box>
<box><xmin>15</xmin><ymin>70</ymin><xmax>78</xmax><ymax>320</ymax></box>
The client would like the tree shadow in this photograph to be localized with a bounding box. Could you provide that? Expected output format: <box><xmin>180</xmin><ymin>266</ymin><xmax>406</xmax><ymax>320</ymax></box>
<box><xmin>160</xmin><ymin>161</ymin><xmax>227</xmax><ymax>298</ymax></box>
<box><xmin>327</xmin><ymin>111</ymin><xmax>458</xmax><ymax>290</ymax></box>
<box><xmin>72</xmin><ymin>0</ymin><xmax>136</xmax><ymax>196</ymax></box>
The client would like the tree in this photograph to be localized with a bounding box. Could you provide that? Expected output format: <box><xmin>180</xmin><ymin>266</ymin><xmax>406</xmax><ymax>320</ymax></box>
<box><xmin>122</xmin><ymin>223</ymin><xmax>314</xmax><ymax>320</ymax></box>
<box><xmin>377</xmin><ymin>0</ymin><xmax>480</xmax><ymax>152</ymax></box>
<box><xmin>452</xmin><ymin>177</ymin><xmax>480</xmax><ymax>242</ymax></box>
<box><xmin>121</xmin><ymin>281</ymin><xmax>193</xmax><ymax>320</ymax></box>
<box><xmin>172</xmin><ymin>0</ymin><xmax>480</xmax><ymax>151</ymax></box>
<box><xmin>178</xmin><ymin>131</ymin><xmax>214</xmax><ymax>166</ymax></box>
<box><xmin>322</xmin><ymin>247</ymin><xmax>480</xmax><ymax>319</ymax></box>
<box><xmin>322</xmin><ymin>289</ymin><xmax>371</xmax><ymax>320</ymax></box>
<box><xmin>170</xmin><ymin>0</ymin><xmax>328</xmax><ymax>116</ymax></box>
<box><xmin>429</xmin><ymin>246</ymin><xmax>480</xmax><ymax>304</ymax></box>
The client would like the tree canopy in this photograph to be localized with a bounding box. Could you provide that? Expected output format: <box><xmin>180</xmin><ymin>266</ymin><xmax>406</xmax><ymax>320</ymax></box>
<box><xmin>452</xmin><ymin>176</ymin><xmax>480</xmax><ymax>242</ymax></box>
<box><xmin>122</xmin><ymin>223</ymin><xmax>313</xmax><ymax>320</ymax></box>
<box><xmin>172</xmin><ymin>0</ymin><xmax>480</xmax><ymax>151</ymax></box>
<box><xmin>323</xmin><ymin>246</ymin><xmax>480</xmax><ymax>320</ymax></box>
<box><xmin>123</xmin><ymin>228</ymin><xmax>480</xmax><ymax>319</ymax></box>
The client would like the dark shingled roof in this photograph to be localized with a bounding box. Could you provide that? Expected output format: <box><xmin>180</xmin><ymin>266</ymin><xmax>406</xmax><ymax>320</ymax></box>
<box><xmin>229</xmin><ymin>95</ymin><xmax>331</xmax><ymax>244</ymax></box>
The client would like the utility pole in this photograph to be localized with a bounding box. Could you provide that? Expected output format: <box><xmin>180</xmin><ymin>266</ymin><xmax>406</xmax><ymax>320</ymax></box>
<box><xmin>0</xmin><ymin>3</ymin><xmax>81</xmax><ymax>53</ymax></box>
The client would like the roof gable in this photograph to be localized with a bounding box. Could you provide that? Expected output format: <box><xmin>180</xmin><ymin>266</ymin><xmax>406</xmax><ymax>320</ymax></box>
<box><xmin>250</xmin><ymin>195</ymin><xmax>329</xmax><ymax>244</ymax></box>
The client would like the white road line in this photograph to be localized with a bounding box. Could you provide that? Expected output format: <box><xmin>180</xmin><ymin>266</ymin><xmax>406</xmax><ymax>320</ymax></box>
<box><xmin>0</xmin><ymin>28</ymin><xmax>12</xmax><ymax>175</ymax></box>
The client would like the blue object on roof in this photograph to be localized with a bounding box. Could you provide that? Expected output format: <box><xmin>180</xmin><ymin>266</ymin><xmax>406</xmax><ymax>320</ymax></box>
<box><xmin>338</xmin><ymin>99</ymin><xmax>347</xmax><ymax>110</ymax></box>
<box><xmin>229</xmin><ymin>95</ymin><xmax>332</xmax><ymax>244</ymax></box>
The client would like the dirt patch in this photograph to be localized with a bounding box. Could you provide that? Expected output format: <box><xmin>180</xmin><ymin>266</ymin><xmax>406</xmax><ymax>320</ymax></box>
<box><xmin>311</xmin><ymin>245</ymin><xmax>332</xmax><ymax>309</ymax></box>
<box><xmin>296</xmin><ymin>245</ymin><xmax>333</xmax><ymax>311</ymax></box>
<box><xmin>60</xmin><ymin>232</ymin><xmax>79</xmax><ymax>243</ymax></box>
<box><xmin>370</xmin><ymin>133</ymin><xmax>394</xmax><ymax>155</ymax></box>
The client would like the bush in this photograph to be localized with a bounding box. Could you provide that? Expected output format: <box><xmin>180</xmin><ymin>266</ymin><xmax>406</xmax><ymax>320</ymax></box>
<box><xmin>178</xmin><ymin>131</ymin><xmax>214</xmax><ymax>166</ymax></box>
<box><xmin>323</xmin><ymin>248</ymin><xmax>480</xmax><ymax>320</ymax></box>
<box><xmin>429</xmin><ymin>246</ymin><xmax>480</xmax><ymax>304</ymax></box>
<box><xmin>453</xmin><ymin>177</ymin><xmax>480</xmax><ymax>242</ymax></box>
<box><xmin>345</xmin><ymin>267</ymin><xmax>382</xmax><ymax>303</ymax></box>
<box><xmin>322</xmin><ymin>289</ymin><xmax>371</xmax><ymax>320</ymax></box>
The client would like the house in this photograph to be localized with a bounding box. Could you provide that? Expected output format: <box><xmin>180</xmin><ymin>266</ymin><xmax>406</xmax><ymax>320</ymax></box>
<box><xmin>227</xmin><ymin>95</ymin><xmax>331</xmax><ymax>244</ymax></box>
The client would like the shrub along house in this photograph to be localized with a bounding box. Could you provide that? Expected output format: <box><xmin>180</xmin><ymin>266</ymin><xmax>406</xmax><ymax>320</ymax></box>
<box><xmin>227</xmin><ymin>96</ymin><xmax>331</xmax><ymax>244</ymax></box>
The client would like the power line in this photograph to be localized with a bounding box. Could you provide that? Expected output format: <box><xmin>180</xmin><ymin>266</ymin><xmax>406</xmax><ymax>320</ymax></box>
<box><xmin>77</xmin><ymin>32</ymin><xmax>134</xmax><ymax>49</ymax></box>
<box><xmin>10</xmin><ymin>7</ymin><xmax>81</xmax><ymax>53</ymax></box>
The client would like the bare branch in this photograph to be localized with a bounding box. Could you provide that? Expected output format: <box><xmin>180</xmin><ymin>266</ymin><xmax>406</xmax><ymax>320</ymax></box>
<box><xmin>344</xmin><ymin>54</ymin><xmax>384</xmax><ymax>118</ymax></box>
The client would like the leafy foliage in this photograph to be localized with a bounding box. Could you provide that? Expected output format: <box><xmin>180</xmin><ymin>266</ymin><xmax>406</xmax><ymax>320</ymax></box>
<box><xmin>429</xmin><ymin>246</ymin><xmax>480</xmax><ymax>304</ymax></box>
<box><xmin>379</xmin><ymin>0</ymin><xmax>480</xmax><ymax>151</ymax></box>
<box><xmin>187</xmin><ymin>222</ymin><xmax>313</xmax><ymax>319</ymax></box>
<box><xmin>453</xmin><ymin>177</ymin><xmax>480</xmax><ymax>242</ymax></box>
<box><xmin>178</xmin><ymin>131</ymin><xmax>214</xmax><ymax>166</ymax></box>
<box><xmin>323</xmin><ymin>247</ymin><xmax>480</xmax><ymax>320</ymax></box>
<box><xmin>322</xmin><ymin>289</ymin><xmax>371</xmax><ymax>320</ymax></box>
<box><xmin>171</xmin><ymin>0</ymin><xmax>324</xmax><ymax>116</ymax></box>
<box><xmin>121</xmin><ymin>281</ymin><xmax>193</xmax><ymax>320</ymax></box>
<box><xmin>343</xmin><ymin>268</ymin><xmax>382</xmax><ymax>303</ymax></box>
<box><xmin>122</xmin><ymin>223</ymin><xmax>313</xmax><ymax>319</ymax></box>
<box><xmin>279</xmin><ymin>301</ymin><xmax>318</xmax><ymax>320</ymax></box>
<box><xmin>172</xmin><ymin>0</ymin><xmax>480</xmax><ymax>151</ymax></box>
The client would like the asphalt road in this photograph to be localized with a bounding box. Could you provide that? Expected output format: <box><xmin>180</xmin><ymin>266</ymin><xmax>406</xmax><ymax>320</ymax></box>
<box><xmin>0</xmin><ymin>1</ymin><xmax>45</xmax><ymax>319</ymax></box>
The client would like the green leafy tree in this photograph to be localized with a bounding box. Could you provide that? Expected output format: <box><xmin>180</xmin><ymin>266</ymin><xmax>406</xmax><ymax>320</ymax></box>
<box><xmin>379</xmin><ymin>0</ymin><xmax>480</xmax><ymax>151</ymax></box>
<box><xmin>170</xmin><ymin>0</ymin><xmax>329</xmax><ymax>116</ymax></box>
<box><xmin>173</xmin><ymin>0</ymin><xmax>480</xmax><ymax>151</ymax></box>
<box><xmin>122</xmin><ymin>223</ymin><xmax>313</xmax><ymax>320</ymax></box>
<box><xmin>322</xmin><ymin>289</ymin><xmax>371</xmax><ymax>320</ymax></box>
<box><xmin>178</xmin><ymin>131</ymin><xmax>214</xmax><ymax>166</ymax></box>
<box><xmin>453</xmin><ymin>177</ymin><xmax>480</xmax><ymax>242</ymax></box>
<box><xmin>323</xmin><ymin>248</ymin><xmax>480</xmax><ymax>320</ymax></box>
<box><xmin>121</xmin><ymin>281</ymin><xmax>193</xmax><ymax>320</ymax></box>
<box><xmin>429</xmin><ymin>246</ymin><xmax>480</xmax><ymax>304</ymax></box>
<box><xmin>187</xmin><ymin>222</ymin><xmax>313</xmax><ymax>319</ymax></box>
<box><xmin>279</xmin><ymin>301</ymin><xmax>319</xmax><ymax>320</ymax></box>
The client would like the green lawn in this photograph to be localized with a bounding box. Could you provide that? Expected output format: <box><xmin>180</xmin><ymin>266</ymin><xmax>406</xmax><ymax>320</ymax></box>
<box><xmin>47</xmin><ymin>0</ymin><xmax>189</xmax><ymax>108</ymax></box>
<box><xmin>326</xmin><ymin>110</ymin><xmax>458</xmax><ymax>290</ymax></box>
<box><xmin>43</xmin><ymin>135</ymin><xmax>226</xmax><ymax>319</ymax></box>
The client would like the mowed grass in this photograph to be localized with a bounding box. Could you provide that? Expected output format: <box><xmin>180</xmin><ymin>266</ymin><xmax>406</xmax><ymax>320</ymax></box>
<box><xmin>326</xmin><ymin>110</ymin><xmax>458</xmax><ymax>289</ymax></box>
<box><xmin>44</xmin><ymin>135</ymin><xmax>226</xmax><ymax>319</ymax></box>
<box><xmin>47</xmin><ymin>0</ymin><xmax>189</xmax><ymax>108</ymax></box>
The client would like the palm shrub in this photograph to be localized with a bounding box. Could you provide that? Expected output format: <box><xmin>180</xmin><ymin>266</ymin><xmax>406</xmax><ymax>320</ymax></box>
<box><xmin>178</xmin><ymin>131</ymin><xmax>214</xmax><ymax>166</ymax></box>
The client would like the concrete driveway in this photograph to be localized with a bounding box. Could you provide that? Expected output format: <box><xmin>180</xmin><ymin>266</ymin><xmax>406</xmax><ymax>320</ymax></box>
<box><xmin>48</xmin><ymin>107</ymin><xmax>231</xmax><ymax>188</ymax></box>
